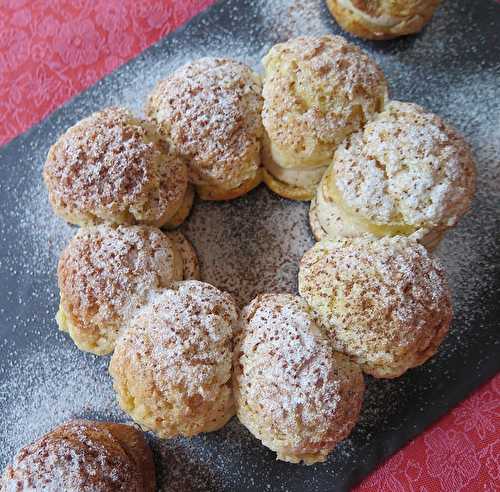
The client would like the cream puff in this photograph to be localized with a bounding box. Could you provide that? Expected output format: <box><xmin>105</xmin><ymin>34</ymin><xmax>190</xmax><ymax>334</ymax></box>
<box><xmin>261</xmin><ymin>35</ymin><xmax>388</xmax><ymax>200</ymax></box>
<box><xmin>310</xmin><ymin>101</ymin><xmax>476</xmax><ymax>249</ymax></box>
<box><xmin>146</xmin><ymin>58</ymin><xmax>264</xmax><ymax>200</ymax></box>
<box><xmin>57</xmin><ymin>224</ymin><xmax>198</xmax><ymax>355</ymax></box>
<box><xmin>1</xmin><ymin>420</ymin><xmax>155</xmax><ymax>491</ymax></box>
<box><xmin>299</xmin><ymin>235</ymin><xmax>452</xmax><ymax>378</ymax></box>
<box><xmin>233</xmin><ymin>293</ymin><xmax>364</xmax><ymax>464</ymax></box>
<box><xmin>326</xmin><ymin>0</ymin><xmax>441</xmax><ymax>40</ymax></box>
<box><xmin>43</xmin><ymin>107</ymin><xmax>192</xmax><ymax>228</ymax></box>
<box><xmin>109</xmin><ymin>280</ymin><xmax>239</xmax><ymax>438</ymax></box>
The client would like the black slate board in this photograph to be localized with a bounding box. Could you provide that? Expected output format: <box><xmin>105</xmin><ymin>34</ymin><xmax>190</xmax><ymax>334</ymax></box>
<box><xmin>0</xmin><ymin>1</ymin><xmax>499</xmax><ymax>490</ymax></box>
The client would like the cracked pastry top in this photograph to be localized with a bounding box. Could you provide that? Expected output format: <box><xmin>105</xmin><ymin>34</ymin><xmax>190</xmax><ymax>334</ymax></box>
<box><xmin>146</xmin><ymin>57</ymin><xmax>264</xmax><ymax>200</ymax></box>
<box><xmin>310</xmin><ymin>101</ymin><xmax>476</xmax><ymax>249</ymax></box>
<box><xmin>299</xmin><ymin>235</ymin><xmax>452</xmax><ymax>378</ymax></box>
<box><xmin>43</xmin><ymin>107</ymin><xmax>189</xmax><ymax>227</ymax></box>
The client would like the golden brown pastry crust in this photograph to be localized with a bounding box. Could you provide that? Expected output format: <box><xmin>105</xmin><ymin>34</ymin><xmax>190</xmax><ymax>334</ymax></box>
<box><xmin>1</xmin><ymin>420</ymin><xmax>155</xmax><ymax>492</ymax></box>
<box><xmin>326</xmin><ymin>0</ymin><xmax>441</xmax><ymax>40</ymax></box>
<box><xmin>195</xmin><ymin>169</ymin><xmax>263</xmax><ymax>201</ymax></box>
<box><xmin>299</xmin><ymin>235</ymin><xmax>452</xmax><ymax>378</ymax></box>
<box><xmin>310</xmin><ymin>101</ymin><xmax>476</xmax><ymax>249</ymax></box>
<box><xmin>43</xmin><ymin>107</ymin><xmax>188</xmax><ymax>228</ymax></box>
<box><xmin>109</xmin><ymin>280</ymin><xmax>238</xmax><ymax>438</ymax></box>
<box><xmin>56</xmin><ymin>224</ymin><xmax>192</xmax><ymax>355</ymax></box>
<box><xmin>146</xmin><ymin>58</ymin><xmax>264</xmax><ymax>199</ymax></box>
<box><xmin>262</xmin><ymin>169</ymin><xmax>315</xmax><ymax>201</ymax></box>
<box><xmin>233</xmin><ymin>294</ymin><xmax>364</xmax><ymax>464</ymax></box>
<box><xmin>163</xmin><ymin>184</ymin><xmax>195</xmax><ymax>229</ymax></box>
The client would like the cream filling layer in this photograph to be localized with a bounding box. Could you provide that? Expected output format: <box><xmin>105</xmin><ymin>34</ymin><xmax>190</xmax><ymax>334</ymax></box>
<box><xmin>315</xmin><ymin>177</ymin><xmax>367</xmax><ymax>237</ymax></box>
<box><xmin>265</xmin><ymin>156</ymin><xmax>327</xmax><ymax>188</ymax></box>
<box><xmin>316</xmin><ymin>167</ymin><xmax>417</xmax><ymax>238</ymax></box>
<box><xmin>316</xmin><ymin>168</ymin><xmax>445</xmax><ymax>249</ymax></box>
<box><xmin>269</xmin><ymin>139</ymin><xmax>331</xmax><ymax>170</ymax></box>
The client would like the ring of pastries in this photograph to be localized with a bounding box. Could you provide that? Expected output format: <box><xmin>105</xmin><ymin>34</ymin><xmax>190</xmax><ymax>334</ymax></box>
<box><xmin>298</xmin><ymin>235</ymin><xmax>453</xmax><ymax>378</ymax></box>
<box><xmin>233</xmin><ymin>294</ymin><xmax>364</xmax><ymax>464</ymax></box>
<box><xmin>309</xmin><ymin>101</ymin><xmax>476</xmax><ymax>249</ymax></box>
<box><xmin>43</xmin><ymin>107</ymin><xmax>191</xmax><ymax>228</ymax></box>
<box><xmin>261</xmin><ymin>35</ymin><xmax>388</xmax><ymax>200</ymax></box>
<box><xmin>109</xmin><ymin>280</ymin><xmax>238</xmax><ymax>438</ymax></box>
<box><xmin>326</xmin><ymin>0</ymin><xmax>442</xmax><ymax>40</ymax></box>
<box><xmin>56</xmin><ymin>224</ymin><xmax>198</xmax><ymax>355</ymax></box>
<box><xmin>8</xmin><ymin>33</ymin><xmax>474</xmax><ymax>476</ymax></box>
<box><xmin>146</xmin><ymin>57</ymin><xmax>264</xmax><ymax>200</ymax></box>
<box><xmin>1</xmin><ymin>420</ymin><xmax>156</xmax><ymax>491</ymax></box>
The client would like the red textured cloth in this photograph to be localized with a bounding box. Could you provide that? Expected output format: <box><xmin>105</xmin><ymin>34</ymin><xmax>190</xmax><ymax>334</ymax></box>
<box><xmin>0</xmin><ymin>2</ymin><xmax>498</xmax><ymax>491</ymax></box>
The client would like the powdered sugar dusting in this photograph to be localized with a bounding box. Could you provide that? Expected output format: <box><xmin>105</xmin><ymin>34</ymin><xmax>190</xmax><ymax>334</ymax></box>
<box><xmin>45</xmin><ymin>109</ymin><xmax>152</xmax><ymax>209</ymax></box>
<box><xmin>0</xmin><ymin>340</ymin><xmax>121</xmax><ymax>468</ymax></box>
<box><xmin>108</xmin><ymin>281</ymin><xmax>237</xmax><ymax>439</ymax></box>
<box><xmin>238</xmin><ymin>294</ymin><xmax>342</xmax><ymax>423</ymax></box>
<box><xmin>2</xmin><ymin>420</ymin><xmax>139</xmax><ymax>491</ymax></box>
<box><xmin>334</xmin><ymin>101</ymin><xmax>475</xmax><ymax>227</ymax></box>
<box><xmin>183</xmin><ymin>188</ymin><xmax>314</xmax><ymax>306</ymax></box>
<box><xmin>0</xmin><ymin>0</ymin><xmax>499</xmax><ymax>490</ymax></box>
<box><xmin>147</xmin><ymin>57</ymin><xmax>263</xmax><ymax>189</ymax></box>
<box><xmin>43</xmin><ymin>107</ymin><xmax>188</xmax><ymax>227</ymax></box>
<box><xmin>298</xmin><ymin>235</ymin><xmax>452</xmax><ymax>378</ymax></box>
<box><xmin>59</xmin><ymin>224</ymin><xmax>182</xmax><ymax>328</ymax></box>
<box><xmin>123</xmin><ymin>280</ymin><xmax>237</xmax><ymax>397</ymax></box>
<box><xmin>233</xmin><ymin>294</ymin><xmax>364</xmax><ymax>463</ymax></box>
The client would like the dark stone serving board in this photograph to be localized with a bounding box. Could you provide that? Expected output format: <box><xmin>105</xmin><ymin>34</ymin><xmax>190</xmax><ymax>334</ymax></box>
<box><xmin>0</xmin><ymin>1</ymin><xmax>499</xmax><ymax>490</ymax></box>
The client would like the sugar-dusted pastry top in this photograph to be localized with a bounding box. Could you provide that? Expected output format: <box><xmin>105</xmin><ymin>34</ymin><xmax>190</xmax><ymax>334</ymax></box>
<box><xmin>234</xmin><ymin>293</ymin><xmax>364</xmax><ymax>463</ymax></box>
<box><xmin>328</xmin><ymin>101</ymin><xmax>475</xmax><ymax>230</ymax></box>
<box><xmin>1</xmin><ymin>420</ymin><xmax>155</xmax><ymax>492</ymax></box>
<box><xmin>58</xmin><ymin>224</ymin><xmax>183</xmax><ymax>334</ymax></box>
<box><xmin>299</xmin><ymin>235</ymin><xmax>452</xmax><ymax>378</ymax></box>
<box><xmin>327</xmin><ymin>0</ymin><xmax>441</xmax><ymax>39</ymax></box>
<box><xmin>146</xmin><ymin>57</ymin><xmax>263</xmax><ymax>190</ymax></box>
<box><xmin>44</xmin><ymin>107</ymin><xmax>188</xmax><ymax>227</ymax></box>
<box><xmin>261</xmin><ymin>35</ymin><xmax>388</xmax><ymax>167</ymax></box>
<box><xmin>109</xmin><ymin>280</ymin><xmax>239</xmax><ymax>438</ymax></box>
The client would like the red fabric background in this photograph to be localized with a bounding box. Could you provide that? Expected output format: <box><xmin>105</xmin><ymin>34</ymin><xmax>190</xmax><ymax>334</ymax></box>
<box><xmin>0</xmin><ymin>1</ymin><xmax>498</xmax><ymax>490</ymax></box>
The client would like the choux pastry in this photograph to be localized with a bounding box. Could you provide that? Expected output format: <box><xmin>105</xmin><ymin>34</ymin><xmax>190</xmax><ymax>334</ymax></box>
<box><xmin>1</xmin><ymin>420</ymin><xmax>155</xmax><ymax>491</ymax></box>
<box><xmin>233</xmin><ymin>293</ymin><xmax>364</xmax><ymax>464</ymax></box>
<box><xmin>299</xmin><ymin>235</ymin><xmax>452</xmax><ymax>378</ymax></box>
<box><xmin>146</xmin><ymin>58</ymin><xmax>264</xmax><ymax>201</ymax></box>
<box><xmin>261</xmin><ymin>35</ymin><xmax>388</xmax><ymax>200</ymax></box>
<box><xmin>310</xmin><ymin>101</ymin><xmax>475</xmax><ymax>249</ymax></box>
<box><xmin>43</xmin><ymin>107</ymin><xmax>191</xmax><ymax>228</ymax></box>
<box><xmin>109</xmin><ymin>280</ymin><xmax>239</xmax><ymax>438</ymax></box>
